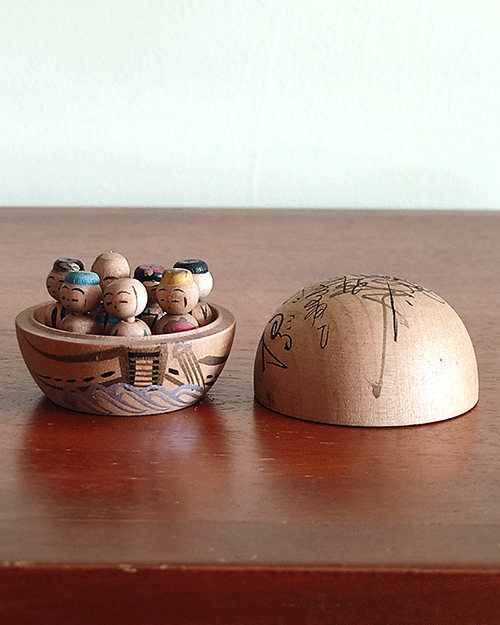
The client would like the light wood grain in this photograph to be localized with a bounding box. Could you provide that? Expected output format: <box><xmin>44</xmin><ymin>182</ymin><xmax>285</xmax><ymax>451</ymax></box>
<box><xmin>254</xmin><ymin>274</ymin><xmax>478</xmax><ymax>426</ymax></box>
<box><xmin>1</xmin><ymin>208</ymin><xmax>500</xmax><ymax>623</ymax></box>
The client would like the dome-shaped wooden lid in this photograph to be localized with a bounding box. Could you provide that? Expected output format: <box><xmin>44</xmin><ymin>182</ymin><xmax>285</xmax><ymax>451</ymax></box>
<box><xmin>254</xmin><ymin>275</ymin><xmax>478</xmax><ymax>427</ymax></box>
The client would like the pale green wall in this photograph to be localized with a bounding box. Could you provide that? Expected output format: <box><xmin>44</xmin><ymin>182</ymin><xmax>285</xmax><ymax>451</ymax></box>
<box><xmin>1</xmin><ymin>0</ymin><xmax>499</xmax><ymax>208</ymax></box>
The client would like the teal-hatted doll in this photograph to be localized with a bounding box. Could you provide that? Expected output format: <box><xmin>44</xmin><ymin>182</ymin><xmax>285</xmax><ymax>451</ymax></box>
<box><xmin>59</xmin><ymin>271</ymin><xmax>102</xmax><ymax>334</ymax></box>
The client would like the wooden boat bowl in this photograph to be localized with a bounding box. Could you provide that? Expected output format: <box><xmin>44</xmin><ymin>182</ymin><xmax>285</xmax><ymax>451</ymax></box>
<box><xmin>254</xmin><ymin>275</ymin><xmax>479</xmax><ymax>427</ymax></box>
<box><xmin>16</xmin><ymin>302</ymin><xmax>236</xmax><ymax>416</ymax></box>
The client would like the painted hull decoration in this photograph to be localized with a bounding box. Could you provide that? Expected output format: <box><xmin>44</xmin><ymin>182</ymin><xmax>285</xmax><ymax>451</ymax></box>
<box><xmin>16</xmin><ymin>303</ymin><xmax>235</xmax><ymax>416</ymax></box>
<box><xmin>61</xmin><ymin>383</ymin><xmax>205</xmax><ymax>416</ymax></box>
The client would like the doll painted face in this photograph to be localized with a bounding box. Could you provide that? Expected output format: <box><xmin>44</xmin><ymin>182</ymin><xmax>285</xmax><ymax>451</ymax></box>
<box><xmin>102</xmin><ymin>278</ymin><xmax>148</xmax><ymax>321</ymax></box>
<box><xmin>59</xmin><ymin>271</ymin><xmax>102</xmax><ymax>313</ymax></box>
<box><xmin>91</xmin><ymin>251</ymin><xmax>130</xmax><ymax>288</ymax></box>
<box><xmin>46</xmin><ymin>258</ymin><xmax>84</xmax><ymax>301</ymax></box>
<box><xmin>156</xmin><ymin>269</ymin><xmax>199</xmax><ymax>315</ymax></box>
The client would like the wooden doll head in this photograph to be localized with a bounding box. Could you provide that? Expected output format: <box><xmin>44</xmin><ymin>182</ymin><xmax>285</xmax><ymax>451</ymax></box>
<box><xmin>133</xmin><ymin>264</ymin><xmax>165</xmax><ymax>304</ymax></box>
<box><xmin>173</xmin><ymin>259</ymin><xmax>213</xmax><ymax>299</ymax></box>
<box><xmin>102</xmin><ymin>278</ymin><xmax>148</xmax><ymax>321</ymax></box>
<box><xmin>91</xmin><ymin>251</ymin><xmax>130</xmax><ymax>288</ymax></box>
<box><xmin>46</xmin><ymin>258</ymin><xmax>84</xmax><ymax>301</ymax></box>
<box><xmin>156</xmin><ymin>269</ymin><xmax>199</xmax><ymax>315</ymax></box>
<box><xmin>59</xmin><ymin>271</ymin><xmax>102</xmax><ymax>313</ymax></box>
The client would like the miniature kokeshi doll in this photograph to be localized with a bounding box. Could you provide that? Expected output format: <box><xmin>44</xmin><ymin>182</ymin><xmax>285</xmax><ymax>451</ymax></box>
<box><xmin>133</xmin><ymin>264</ymin><xmax>166</xmax><ymax>329</ymax></box>
<box><xmin>91</xmin><ymin>251</ymin><xmax>130</xmax><ymax>290</ymax></box>
<box><xmin>173</xmin><ymin>259</ymin><xmax>214</xmax><ymax>326</ymax></box>
<box><xmin>173</xmin><ymin>259</ymin><xmax>213</xmax><ymax>298</ymax></box>
<box><xmin>91</xmin><ymin>251</ymin><xmax>131</xmax><ymax>333</ymax></box>
<box><xmin>153</xmin><ymin>268</ymin><xmax>199</xmax><ymax>334</ymax></box>
<box><xmin>44</xmin><ymin>257</ymin><xmax>85</xmax><ymax>328</ymax></box>
<box><xmin>59</xmin><ymin>271</ymin><xmax>103</xmax><ymax>334</ymax></box>
<box><xmin>102</xmin><ymin>278</ymin><xmax>151</xmax><ymax>337</ymax></box>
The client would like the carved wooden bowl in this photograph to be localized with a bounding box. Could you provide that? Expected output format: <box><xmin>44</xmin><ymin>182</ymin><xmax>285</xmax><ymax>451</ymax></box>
<box><xmin>254</xmin><ymin>275</ymin><xmax>478</xmax><ymax>427</ymax></box>
<box><xmin>16</xmin><ymin>302</ymin><xmax>236</xmax><ymax>416</ymax></box>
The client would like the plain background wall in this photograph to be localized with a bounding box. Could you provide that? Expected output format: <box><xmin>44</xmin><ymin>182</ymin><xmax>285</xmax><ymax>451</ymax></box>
<box><xmin>1</xmin><ymin>0</ymin><xmax>499</xmax><ymax>209</ymax></box>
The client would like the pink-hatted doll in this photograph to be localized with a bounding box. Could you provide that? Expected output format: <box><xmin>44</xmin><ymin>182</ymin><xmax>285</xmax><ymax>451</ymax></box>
<box><xmin>102</xmin><ymin>278</ymin><xmax>151</xmax><ymax>337</ymax></box>
<box><xmin>133</xmin><ymin>264</ymin><xmax>166</xmax><ymax>329</ymax></box>
<box><xmin>173</xmin><ymin>258</ymin><xmax>215</xmax><ymax>326</ymax></box>
<box><xmin>59</xmin><ymin>271</ymin><xmax>103</xmax><ymax>334</ymax></box>
<box><xmin>44</xmin><ymin>257</ymin><xmax>85</xmax><ymax>328</ymax></box>
<box><xmin>153</xmin><ymin>268</ymin><xmax>200</xmax><ymax>334</ymax></box>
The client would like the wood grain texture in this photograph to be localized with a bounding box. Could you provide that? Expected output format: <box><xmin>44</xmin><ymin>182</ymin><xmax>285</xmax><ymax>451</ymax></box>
<box><xmin>254</xmin><ymin>274</ymin><xmax>478</xmax><ymax>426</ymax></box>
<box><xmin>1</xmin><ymin>208</ymin><xmax>500</xmax><ymax>623</ymax></box>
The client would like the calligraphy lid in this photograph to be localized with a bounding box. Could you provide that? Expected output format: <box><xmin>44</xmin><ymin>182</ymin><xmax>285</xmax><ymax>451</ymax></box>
<box><xmin>254</xmin><ymin>275</ymin><xmax>478</xmax><ymax>427</ymax></box>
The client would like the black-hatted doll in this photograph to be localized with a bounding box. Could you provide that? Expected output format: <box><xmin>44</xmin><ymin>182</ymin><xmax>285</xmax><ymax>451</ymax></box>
<box><xmin>133</xmin><ymin>264</ymin><xmax>165</xmax><ymax>329</ymax></box>
<box><xmin>153</xmin><ymin>268</ymin><xmax>199</xmax><ymax>334</ymax></box>
<box><xmin>102</xmin><ymin>278</ymin><xmax>151</xmax><ymax>337</ymax></box>
<box><xmin>59</xmin><ymin>271</ymin><xmax>102</xmax><ymax>334</ymax></box>
<box><xmin>44</xmin><ymin>257</ymin><xmax>85</xmax><ymax>328</ymax></box>
<box><xmin>173</xmin><ymin>259</ymin><xmax>214</xmax><ymax>326</ymax></box>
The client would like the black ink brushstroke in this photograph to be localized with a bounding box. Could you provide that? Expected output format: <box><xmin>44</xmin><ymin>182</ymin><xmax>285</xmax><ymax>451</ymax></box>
<box><xmin>269</xmin><ymin>314</ymin><xmax>292</xmax><ymax>350</ymax></box>
<box><xmin>260</xmin><ymin>337</ymin><xmax>288</xmax><ymax>371</ymax></box>
<box><xmin>387</xmin><ymin>282</ymin><xmax>398</xmax><ymax>342</ymax></box>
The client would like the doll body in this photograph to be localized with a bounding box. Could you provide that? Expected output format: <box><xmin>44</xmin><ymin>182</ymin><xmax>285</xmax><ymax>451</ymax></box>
<box><xmin>111</xmin><ymin>318</ymin><xmax>151</xmax><ymax>337</ymax></box>
<box><xmin>190</xmin><ymin>300</ymin><xmax>215</xmax><ymax>326</ymax></box>
<box><xmin>153</xmin><ymin>312</ymin><xmax>199</xmax><ymax>334</ymax></box>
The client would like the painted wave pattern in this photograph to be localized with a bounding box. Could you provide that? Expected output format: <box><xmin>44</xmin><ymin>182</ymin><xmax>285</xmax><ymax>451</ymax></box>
<box><xmin>61</xmin><ymin>382</ymin><xmax>205</xmax><ymax>415</ymax></box>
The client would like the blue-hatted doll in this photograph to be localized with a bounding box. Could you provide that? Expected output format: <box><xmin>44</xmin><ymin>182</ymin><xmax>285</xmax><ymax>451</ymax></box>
<box><xmin>59</xmin><ymin>271</ymin><xmax>103</xmax><ymax>334</ymax></box>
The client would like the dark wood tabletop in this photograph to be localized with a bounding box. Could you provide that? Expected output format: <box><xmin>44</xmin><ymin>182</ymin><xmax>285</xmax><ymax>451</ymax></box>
<box><xmin>1</xmin><ymin>207</ymin><xmax>500</xmax><ymax>623</ymax></box>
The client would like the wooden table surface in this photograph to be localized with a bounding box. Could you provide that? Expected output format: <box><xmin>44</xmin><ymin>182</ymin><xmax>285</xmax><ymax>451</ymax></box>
<box><xmin>1</xmin><ymin>207</ymin><xmax>500</xmax><ymax>623</ymax></box>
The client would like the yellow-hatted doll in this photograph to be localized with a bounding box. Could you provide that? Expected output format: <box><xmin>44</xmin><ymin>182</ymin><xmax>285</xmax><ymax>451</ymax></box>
<box><xmin>153</xmin><ymin>268</ymin><xmax>199</xmax><ymax>334</ymax></box>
